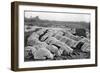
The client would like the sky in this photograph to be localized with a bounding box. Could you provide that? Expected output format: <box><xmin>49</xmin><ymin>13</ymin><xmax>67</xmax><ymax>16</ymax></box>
<box><xmin>25</xmin><ymin>11</ymin><xmax>91</xmax><ymax>22</ymax></box>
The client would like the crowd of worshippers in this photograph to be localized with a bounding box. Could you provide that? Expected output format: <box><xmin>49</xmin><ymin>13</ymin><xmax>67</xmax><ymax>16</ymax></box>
<box><xmin>24</xmin><ymin>27</ymin><xmax>90</xmax><ymax>60</ymax></box>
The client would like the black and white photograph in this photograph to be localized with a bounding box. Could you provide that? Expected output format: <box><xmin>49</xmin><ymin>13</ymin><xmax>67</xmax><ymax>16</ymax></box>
<box><xmin>24</xmin><ymin>11</ymin><xmax>91</xmax><ymax>61</ymax></box>
<box><xmin>11</xmin><ymin>2</ymin><xmax>97</xmax><ymax>71</ymax></box>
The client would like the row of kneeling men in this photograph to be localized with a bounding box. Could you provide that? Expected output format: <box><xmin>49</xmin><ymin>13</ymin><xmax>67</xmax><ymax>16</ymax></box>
<box><xmin>25</xmin><ymin>28</ymin><xmax>90</xmax><ymax>60</ymax></box>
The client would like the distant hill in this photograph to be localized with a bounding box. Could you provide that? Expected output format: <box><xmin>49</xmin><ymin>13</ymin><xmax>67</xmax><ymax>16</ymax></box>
<box><xmin>24</xmin><ymin>16</ymin><xmax>90</xmax><ymax>31</ymax></box>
